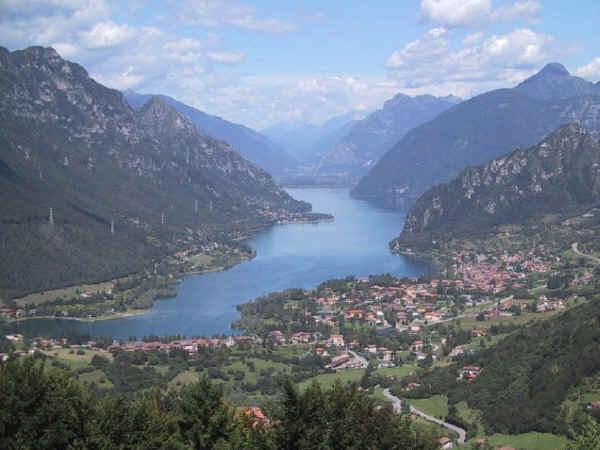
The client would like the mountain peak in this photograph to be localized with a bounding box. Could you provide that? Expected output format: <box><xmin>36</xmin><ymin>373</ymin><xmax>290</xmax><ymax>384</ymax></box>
<box><xmin>538</xmin><ymin>62</ymin><xmax>570</xmax><ymax>77</ymax></box>
<box><xmin>515</xmin><ymin>62</ymin><xmax>598</xmax><ymax>101</ymax></box>
<box><xmin>138</xmin><ymin>96</ymin><xmax>197</xmax><ymax>137</ymax></box>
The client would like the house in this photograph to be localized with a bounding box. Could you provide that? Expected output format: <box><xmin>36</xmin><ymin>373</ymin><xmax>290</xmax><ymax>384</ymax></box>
<box><xmin>471</xmin><ymin>328</ymin><xmax>487</xmax><ymax>338</ymax></box>
<box><xmin>438</xmin><ymin>437</ymin><xmax>453</xmax><ymax>449</ymax></box>
<box><xmin>291</xmin><ymin>332</ymin><xmax>312</xmax><ymax>344</ymax></box>
<box><xmin>411</xmin><ymin>340</ymin><xmax>424</xmax><ymax>352</ymax></box>
<box><xmin>239</xmin><ymin>407</ymin><xmax>270</xmax><ymax>429</ymax></box>
<box><xmin>268</xmin><ymin>330</ymin><xmax>286</xmax><ymax>345</ymax></box>
<box><xmin>328</xmin><ymin>334</ymin><xmax>345</xmax><ymax>347</ymax></box>
<box><xmin>329</xmin><ymin>354</ymin><xmax>351</xmax><ymax>369</ymax></box>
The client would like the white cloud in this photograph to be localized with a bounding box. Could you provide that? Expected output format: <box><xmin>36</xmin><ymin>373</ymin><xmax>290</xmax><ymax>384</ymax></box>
<box><xmin>491</xmin><ymin>0</ymin><xmax>541</xmax><ymax>22</ymax></box>
<box><xmin>207</xmin><ymin>51</ymin><xmax>245</xmax><ymax>64</ymax></box>
<box><xmin>176</xmin><ymin>0</ymin><xmax>297</xmax><ymax>33</ymax></box>
<box><xmin>386</xmin><ymin>27</ymin><xmax>556</xmax><ymax>97</ymax></box>
<box><xmin>80</xmin><ymin>21</ymin><xmax>136</xmax><ymax>49</ymax></box>
<box><xmin>420</xmin><ymin>0</ymin><xmax>540</xmax><ymax>27</ymax></box>
<box><xmin>576</xmin><ymin>57</ymin><xmax>600</xmax><ymax>81</ymax></box>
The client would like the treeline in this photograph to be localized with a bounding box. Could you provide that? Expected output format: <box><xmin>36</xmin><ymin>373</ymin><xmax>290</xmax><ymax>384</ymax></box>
<box><xmin>0</xmin><ymin>357</ymin><xmax>439</xmax><ymax>450</ymax></box>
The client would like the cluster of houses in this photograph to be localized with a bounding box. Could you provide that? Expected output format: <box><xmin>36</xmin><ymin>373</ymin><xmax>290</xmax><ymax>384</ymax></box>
<box><xmin>107</xmin><ymin>335</ymin><xmax>255</xmax><ymax>354</ymax></box>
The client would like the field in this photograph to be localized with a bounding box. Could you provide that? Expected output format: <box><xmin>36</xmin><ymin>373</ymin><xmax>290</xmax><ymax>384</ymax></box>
<box><xmin>13</xmin><ymin>280</ymin><xmax>116</xmax><ymax>307</ymax></box>
<box><xmin>42</xmin><ymin>348</ymin><xmax>113</xmax><ymax>369</ymax></box>
<box><xmin>168</xmin><ymin>369</ymin><xmax>201</xmax><ymax>389</ymax></box>
<box><xmin>376</xmin><ymin>363</ymin><xmax>417</xmax><ymax>379</ymax></box>
<box><xmin>408</xmin><ymin>395</ymin><xmax>448</xmax><ymax>419</ymax></box>
<box><xmin>475</xmin><ymin>432</ymin><xmax>569</xmax><ymax>450</ymax></box>
<box><xmin>298</xmin><ymin>369</ymin><xmax>365</xmax><ymax>390</ymax></box>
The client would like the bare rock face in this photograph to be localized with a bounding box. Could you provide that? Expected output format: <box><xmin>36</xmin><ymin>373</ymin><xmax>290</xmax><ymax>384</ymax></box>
<box><xmin>396</xmin><ymin>124</ymin><xmax>600</xmax><ymax>243</ymax></box>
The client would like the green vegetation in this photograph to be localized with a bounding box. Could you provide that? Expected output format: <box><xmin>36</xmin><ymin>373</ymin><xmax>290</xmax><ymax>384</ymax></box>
<box><xmin>409</xmin><ymin>395</ymin><xmax>448</xmax><ymax>420</ymax></box>
<box><xmin>0</xmin><ymin>357</ymin><xmax>439</xmax><ymax>450</ymax></box>
<box><xmin>453</xmin><ymin>299</ymin><xmax>600</xmax><ymax>435</ymax></box>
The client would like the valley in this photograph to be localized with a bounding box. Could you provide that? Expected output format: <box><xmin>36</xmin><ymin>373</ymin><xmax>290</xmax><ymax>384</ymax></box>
<box><xmin>2</xmin><ymin>3</ymin><xmax>600</xmax><ymax>446</ymax></box>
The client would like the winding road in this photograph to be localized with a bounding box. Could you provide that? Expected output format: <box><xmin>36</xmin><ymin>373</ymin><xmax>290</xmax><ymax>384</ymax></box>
<box><xmin>382</xmin><ymin>388</ymin><xmax>466</xmax><ymax>445</ymax></box>
<box><xmin>572</xmin><ymin>242</ymin><xmax>600</xmax><ymax>264</ymax></box>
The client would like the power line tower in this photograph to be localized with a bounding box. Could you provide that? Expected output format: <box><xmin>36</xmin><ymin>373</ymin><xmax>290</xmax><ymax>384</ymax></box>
<box><xmin>110</xmin><ymin>219</ymin><xmax>115</xmax><ymax>235</ymax></box>
<box><xmin>49</xmin><ymin>207</ymin><xmax>54</xmax><ymax>227</ymax></box>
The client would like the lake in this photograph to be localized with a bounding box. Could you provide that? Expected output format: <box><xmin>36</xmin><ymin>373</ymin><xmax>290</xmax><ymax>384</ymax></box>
<box><xmin>10</xmin><ymin>188</ymin><xmax>429</xmax><ymax>339</ymax></box>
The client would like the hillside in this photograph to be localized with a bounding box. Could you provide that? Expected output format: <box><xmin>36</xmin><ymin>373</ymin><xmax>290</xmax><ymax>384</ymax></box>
<box><xmin>454</xmin><ymin>298</ymin><xmax>600</xmax><ymax>435</ymax></box>
<box><xmin>0</xmin><ymin>46</ymin><xmax>308</xmax><ymax>298</ymax></box>
<box><xmin>354</xmin><ymin>63</ymin><xmax>600</xmax><ymax>204</ymax></box>
<box><xmin>317</xmin><ymin>94</ymin><xmax>460</xmax><ymax>178</ymax></box>
<box><xmin>394</xmin><ymin>124</ymin><xmax>600</xmax><ymax>246</ymax></box>
<box><xmin>124</xmin><ymin>90</ymin><xmax>296</xmax><ymax>175</ymax></box>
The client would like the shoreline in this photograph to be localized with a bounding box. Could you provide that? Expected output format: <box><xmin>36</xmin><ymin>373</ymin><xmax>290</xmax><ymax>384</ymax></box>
<box><xmin>6</xmin><ymin>213</ymin><xmax>334</xmax><ymax>325</ymax></box>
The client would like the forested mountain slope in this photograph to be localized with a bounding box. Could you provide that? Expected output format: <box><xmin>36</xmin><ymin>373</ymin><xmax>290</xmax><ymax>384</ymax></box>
<box><xmin>0</xmin><ymin>46</ymin><xmax>307</xmax><ymax>297</ymax></box>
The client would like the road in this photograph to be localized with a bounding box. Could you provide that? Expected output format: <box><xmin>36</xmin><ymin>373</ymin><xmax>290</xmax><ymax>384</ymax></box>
<box><xmin>382</xmin><ymin>388</ymin><xmax>466</xmax><ymax>445</ymax></box>
<box><xmin>348</xmin><ymin>350</ymin><xmax>368</xmax><ymax>368</ymax></box>
<box><xmin>572</xmin><ymin>242</ymin><xmax>600</xmax><ymax>264</ymax></box>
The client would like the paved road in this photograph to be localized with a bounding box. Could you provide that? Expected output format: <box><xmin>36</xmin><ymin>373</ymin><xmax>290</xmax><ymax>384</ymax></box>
<box><xmin>382</xmin><ymin>388</ymin><xmax>466</xmax><ymax>444</ymax></box>
<box><xmin>348</xmin><ymin>350</ymin><xmax>368</xmax><ymax>368</ymax></box>
<box><xmin>572</xmin><ymin>242</ymin><xmax>600</xmax><ymax>264</ymax></box>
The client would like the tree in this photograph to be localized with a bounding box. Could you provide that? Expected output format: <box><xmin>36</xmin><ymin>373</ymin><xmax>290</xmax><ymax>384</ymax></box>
<box><xmin>567</xmin><ymin>416</ymin><xmax>600</xmax><ymax>450</ymax></box>
<box><xmin>0</xmin><ymin>358</ymin><xmax>94</xmax><ymax>450</ymax></box>
<box><xmin>177</xmin><ymin>374</ymin><xmax>234</xmax><ymax>449</ymax></box>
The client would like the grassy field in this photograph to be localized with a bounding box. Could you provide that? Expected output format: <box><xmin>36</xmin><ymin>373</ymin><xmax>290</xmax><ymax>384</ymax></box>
<box><xmin>376</xmin><ymin>364</ymin><xmax>417</xmax><ymax>379</ymax></box>
<box><xmin>168</xmin><ymin>369</ymin><xmax>200</xmax><ymax>389</ymax></box>
<box><xmin>298</xmin><ymin>369</ymin><xmax>365</xmax><ymax>391</ymax></box>
<box><xmin>457</xmin><ymin>310</ymin><xmax>557</xmax><ymax>330</ymax></box>
<box><xmin>472</xmin><ymin>432</ymin><xmax>569</xmax><ymax>450</ymax></box>
<box><xmin>223</xmin><ymin>357</ymin><xmax>290</xmax><ymax>385</ymax></box>
<box><xmin>13</xmin><ymin>281</ymin><xmax>116</xmax><ymax>307</ymax></box>
<box><xmin>408</xmin><ymin>395</ymin><xmax>448</xmax><ymax>419</ymax></box>
<box><xmin>43</xmin><ymin>348</ymin><xmax>113</xmax><ymax>369</ymax></box>
<box><xmin>78</xmin><ymin>369</ymin><xmax>114</xmax><ymax>389</ymax></box>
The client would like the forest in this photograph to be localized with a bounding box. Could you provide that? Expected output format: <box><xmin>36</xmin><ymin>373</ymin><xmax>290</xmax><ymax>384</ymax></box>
<box><xmin>0</xmin><ymin>357</ymin><xmax>440</xmax><ymax>450</ymax></box>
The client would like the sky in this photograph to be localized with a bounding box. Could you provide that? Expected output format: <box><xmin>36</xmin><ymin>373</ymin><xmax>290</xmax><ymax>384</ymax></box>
<box><xmin>1</xmin><ymin>0</ymin><xmax>599</xmax><ymax>129</ymax></box>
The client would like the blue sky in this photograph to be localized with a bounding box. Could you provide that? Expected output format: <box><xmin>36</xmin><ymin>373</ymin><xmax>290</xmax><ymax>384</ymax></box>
<box><xmin>1</xmin><ymin>1</ymin><xmax>599</xmax><ymax>128</ymax></box>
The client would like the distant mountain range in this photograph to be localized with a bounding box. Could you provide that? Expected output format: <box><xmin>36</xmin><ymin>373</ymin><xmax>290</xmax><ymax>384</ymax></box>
<box><xmin>353</xmin><ymin>63</ymin><xmax>600</xmax><ymax>204</ymax></box>
<box><xmin>0</xmin><ymin>46</ymin><xmax>308</xmax><ymax>297</ymax></box>
<box><xmin>317</xmin><ymin>94</ymin><xmax>461</xmax><ymax>178</ymax></box>
<box><xmin>124</xmin><ymin>91</ymin><xmax>295</xmax><ymax>175</ymax></box>
<box><xmin>262</xmin><ymin>111</ymin><xmax>366</xmax><ymax>165</ymax></box>
<box><xmin>394</xmin><ymin>124</ymin><xmax>600</xmax><ymax>246</ymax></box>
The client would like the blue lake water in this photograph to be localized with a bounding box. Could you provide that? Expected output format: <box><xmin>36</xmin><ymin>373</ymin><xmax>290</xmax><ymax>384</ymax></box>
<box><xmin>11</xmin><ymin>188</ymin><xmax>429</xmax><ymax>339</ymax></box>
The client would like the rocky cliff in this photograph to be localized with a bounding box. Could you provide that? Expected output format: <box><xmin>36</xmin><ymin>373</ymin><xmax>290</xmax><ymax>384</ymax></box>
<box><xmin>395</xmin><ymin>124</ymin><xmax>600</xmax><ymax>245</ymax></box>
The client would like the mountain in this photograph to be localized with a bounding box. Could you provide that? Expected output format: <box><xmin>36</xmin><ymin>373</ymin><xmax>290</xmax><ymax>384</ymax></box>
<box><xmin>394</xmin><ymin>124</ymin><xmax>600</xmax><ymax>244</ymax></box>
<box><xmin>317</xmin><ymin>94</ymin><xmax>461</xmax><ymax>178</ymax></box>
<box><xmin>0</xmin><ymin>46</ymin><xmax>308</xmax><ymax>297</ymax></box>
<box><xmin>354</xmin><ymin>63</ymin><xmax>600</xmax><ymax>204</ymax></box>
<box><xmin>262</xmin><ymin>111</ymin><xmax>365</xmax><ymax>164</ymax></box>
<box><xmin>515</xmin><ymin>62</ymin><xmax>599</xmax><ymax>101</ymax></box>
<box><xmin>124</xmin><ymin>90</ymin><xmax>295</xmax><ymax>175</ymax></box>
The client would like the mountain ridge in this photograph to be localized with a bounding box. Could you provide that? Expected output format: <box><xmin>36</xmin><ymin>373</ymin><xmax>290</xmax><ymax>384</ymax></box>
<box><xmin>0</xmin><ymin>45</ymin><xmax>308</xmax><ymax>297</ymax></box>
<box><xmin>124</xmin><ymin>90</ymin><xmax>296</xmax><ymax>175</ymax></box>
<box><xmin>393</xmin><ymin>124</ymin><xmax>600</xmax><ymax>247</ymax></box>
<box><xmin>354</xmin><ymin>63</ymin><xmax>600</xmax><ymax>204</ymax></box>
